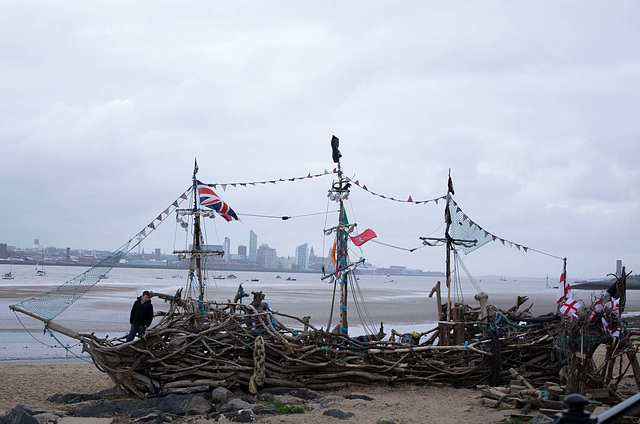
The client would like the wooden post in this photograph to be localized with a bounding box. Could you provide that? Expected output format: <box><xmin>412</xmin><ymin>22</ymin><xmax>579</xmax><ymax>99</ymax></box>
<box><xmin>626</xmin><ymin>350</ymin><xmax>640</xmax><ymax>391</ymax></box>
<box><xmin>474</xmin><ymin>291</ymin><xmax>489</xmax><ymax>323</ymax></box>
<box><xmin>429</xmin><ymin>281</ymin><xmax>443</xmax><ymax>319</ymax></box>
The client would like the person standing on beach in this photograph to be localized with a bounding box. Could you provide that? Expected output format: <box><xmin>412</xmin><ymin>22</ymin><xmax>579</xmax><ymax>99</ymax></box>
<box><xmin>126</xmin><ymin>291</ymin><xmax>154</xmax><ymax>342</ymax></box>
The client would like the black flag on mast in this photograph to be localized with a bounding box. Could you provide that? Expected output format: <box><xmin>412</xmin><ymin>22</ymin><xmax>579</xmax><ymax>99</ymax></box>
<box><xmin>331</xmin><ymin>135</ymin><xmax>342</xmax><ymax>163</ymax></box>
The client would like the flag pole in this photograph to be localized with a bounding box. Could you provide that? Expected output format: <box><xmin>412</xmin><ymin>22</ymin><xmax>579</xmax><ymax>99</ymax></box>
<box><xmin>445</xmin><ymin>169</ymin><xmax>453</xmax><ymax>322</ymax></box>
<box><xmin>563</xmin><ymin>257</ymin><xmax>567</xmax><ymax>301</ymax></box>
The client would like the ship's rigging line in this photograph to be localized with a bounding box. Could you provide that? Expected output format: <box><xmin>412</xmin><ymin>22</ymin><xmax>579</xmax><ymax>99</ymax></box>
<box><xmin>453</xmin><ymin>248</ymin><xmax>484</xmax><ymax>295</ymax></box>
<box><xmin>238</xmin><ymin>211</ymin><xmax>338</xmax><ymax>220</ymax></box>
<box><xmin>343</xmin><ymin>198</ymin><xmax>380</xmax><ymax>335</ymax></box>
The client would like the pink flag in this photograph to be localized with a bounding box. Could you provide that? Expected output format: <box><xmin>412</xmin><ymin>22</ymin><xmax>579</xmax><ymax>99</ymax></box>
<box><xmin>350</xmin><ymin>229</ymin><xmax>377</xmax><ymax>247</ymax></box>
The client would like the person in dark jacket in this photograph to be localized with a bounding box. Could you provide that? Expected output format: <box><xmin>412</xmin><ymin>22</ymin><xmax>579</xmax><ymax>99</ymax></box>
<box><xmin>126</xmin><ymin>290</ymin><xmax>154</xmax><ymax>342</ymax></box>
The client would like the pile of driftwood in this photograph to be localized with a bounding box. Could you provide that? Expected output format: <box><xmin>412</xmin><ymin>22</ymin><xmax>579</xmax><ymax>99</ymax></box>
<box><xmin>79</xmin><ymin>287</ymin><xmax>569</xmax><ymax>398</ymax></box>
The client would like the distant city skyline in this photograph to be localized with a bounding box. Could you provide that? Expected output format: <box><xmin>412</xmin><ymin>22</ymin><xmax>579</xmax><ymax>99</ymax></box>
<box><xmin>0</xmin><ymin>229</ymin><xmax>444</xmax><ymax>276</ymax></box>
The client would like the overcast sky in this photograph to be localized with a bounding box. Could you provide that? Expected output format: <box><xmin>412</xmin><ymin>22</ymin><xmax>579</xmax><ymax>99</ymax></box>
<box><xmin>1</xmin><ymin>1</ymin><xmax>638</xmax><ymax>279</ymax></box>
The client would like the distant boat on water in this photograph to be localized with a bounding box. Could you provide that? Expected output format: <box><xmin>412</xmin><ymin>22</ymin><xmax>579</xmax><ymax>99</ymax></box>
<box><xmin>286</xmin><ymin>277</ymin><xmax>296</xmax><ymax>281</ymax></box>
<box><xmin>3</xmin><ymin>260</ymin><xmax>15</xmax><ymax>279</ymax></box>
<box><xmin>227</xmin><ymin>274</ymin><xmax>237</xmax><ymax>279</ymax></box>
<box><xmin>250</xmin><ymin>278</ymin><xmax>259</xmax><ymax>282</ymax></box>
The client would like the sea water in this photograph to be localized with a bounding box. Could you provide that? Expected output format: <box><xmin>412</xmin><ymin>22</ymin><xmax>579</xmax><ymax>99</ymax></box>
<box><xmin>0</xmin><ymin>264</ymin><xmax>623</xmax><ymax>364</ymax></box>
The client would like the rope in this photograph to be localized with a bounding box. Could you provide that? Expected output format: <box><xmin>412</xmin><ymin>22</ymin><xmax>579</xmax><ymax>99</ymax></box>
<box><xmin>454</xmin><ymin>249</ymin><xmax>484</xmax><ymax>294</ymax></box>
<box><xmin>369</xmin><ymin>239</ymin><xmax>427</xmax><ymax>252</ymax></box>
<box><xmin>249</xmin><ymin>335</ymin><xmax>266</xmax><ymax>394</ymax></box>
<box><xmin>238</xmin><ymin>210</ymin><xmax>338</xmax><ymax>220</ymax></box>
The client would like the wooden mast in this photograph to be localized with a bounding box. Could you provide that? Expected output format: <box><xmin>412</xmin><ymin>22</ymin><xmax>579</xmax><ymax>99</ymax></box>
<box><xmin>337</xmin><ymin>163</ymin><xmax>349</xmax><ymax>335</ymax></box>
<box><xmin>191</xmin><ymin>160</ymin><xmax>205</xmax><ymax>317</ymax></box>
<box><xmin>445</xmin><ymin>170</ymin><xmax>453</xmax><ymax>322</ymax></box>
<box><xmin>330</xmin><ymin>135</ymin><xmax>349</xmax><ymax>335</ymax></box>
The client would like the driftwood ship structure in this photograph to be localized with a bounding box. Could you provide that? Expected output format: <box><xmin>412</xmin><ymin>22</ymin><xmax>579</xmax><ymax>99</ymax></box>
<box><xmin>9</xmin><ymin>138</ymin><xmax>639</xmax><ymax>399</ymax></box>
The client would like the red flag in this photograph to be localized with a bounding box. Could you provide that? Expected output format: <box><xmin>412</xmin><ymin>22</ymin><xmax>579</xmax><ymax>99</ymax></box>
<box><xmin>350</xmin><ymin>228</ymin><xmax>377</xmax><ymax>246</ymax></box>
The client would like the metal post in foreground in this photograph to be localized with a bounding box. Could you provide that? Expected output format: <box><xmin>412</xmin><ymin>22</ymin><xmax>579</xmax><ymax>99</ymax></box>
<box><xmin>553</xmin><ymin>393</ymin><xmax>640</xmax><ymax>424</ymax></box>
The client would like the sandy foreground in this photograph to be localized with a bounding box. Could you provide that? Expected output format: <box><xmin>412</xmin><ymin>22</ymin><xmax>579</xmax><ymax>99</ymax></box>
<box><xmin>0</xmin><ymin>363</ymin><xmax>510</xmax><ymax>424</ymax></box>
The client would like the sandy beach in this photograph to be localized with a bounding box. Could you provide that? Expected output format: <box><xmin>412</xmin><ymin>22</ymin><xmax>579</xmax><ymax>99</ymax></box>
<box><xmin>0</xmin><ymin>362</ymin><xmax>511</xmax><ymax>423</ymax></box>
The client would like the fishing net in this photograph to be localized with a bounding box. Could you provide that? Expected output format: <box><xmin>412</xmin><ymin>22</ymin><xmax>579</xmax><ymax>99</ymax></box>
<box><xmin>447</xmin><ymin>196</ymin><xmax>494</xmax><ymax>255</ymax></box>
<box><xmin>11</xmin><ymin>242</ymin><xmax>130</xmax><ymax>322</ymax></box>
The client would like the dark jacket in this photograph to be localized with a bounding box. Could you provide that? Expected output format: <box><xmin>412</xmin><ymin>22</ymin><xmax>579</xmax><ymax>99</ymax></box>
<box><xmin>130</xmin><ymin>297</ymin><xmax>154</xmax><ymax>327</ymax></box>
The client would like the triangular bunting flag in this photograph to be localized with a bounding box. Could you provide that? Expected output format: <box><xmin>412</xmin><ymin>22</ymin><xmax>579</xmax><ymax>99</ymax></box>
<box><xmin>434</xmin><ymin>198</ymin><xmax>439</xmax><ymax>204</ymax></box>
<box><xmin>140</xmin><ymin>229</ymin><xmax>146</xmax><ymax>237</ymax></box>
<box><xmin>241</xmin><ymin>183</ymin><xmax>246</xmax><ymax>187</ymax></box>
<box><xmin>523</xmin><ymin>247</ymin><xmax>528</xmax><ymax>252</ymax></box>
<box><xmin>407</xmin><ymin>195</ymin><xmax>413</xmax><ymax>202</ymax></box>
<box><xmin>221</xmin><ymin>184</ymin><xmax>227</xmax><ymax>191</ymax></box>
<box><xmin>148</xmin><ymin>222</ymin><xmax>155</xmax><ymax>230</ymax></box>
<box><xmin>172</xmin><ymin>201</ymin><xmax>179</xmax><ymax>207</ymax></box>
<box><xmin>307</xmin><ymin>173</ymin><xmax>311</xmax><ymax>178</ymax></box>
<box><xmin>500</xmin><ymin>239</ymin><xmax>505</xmax><ymax>245</ymax></box>
<box><xmin>515</xmin><ymin>244</ymin><xmax>520</xmax><ymax>250</ymax></box>
<box><xmin>363</xmin><ymin>185</ymin><xmax>368</xmax><ymax>190</ymax></box>
<box><xmin>180</xmin><ymin>193</ymin><xmax>188</xmax><ymax>199</ymax></box>
<box><xmin>354</xmin><ymin>180</ymin><xmax>360</xmax><ymax>186</ymax></box>
<box><xmin>231</xmin><ymin>184</ymin><xmax>237</xmax><ymax>188</ymax></box>
<box><xmin>156</xmin><ymin>214</ymin><xmax>163</xmax><ymax>221</ymax></box>
<box><xmin>492</xmin><ymin>235</ymin><xmax>497</xmax><ymax>241</ymax></box>
<box><xmin>324</xmin><ymin>169</ymin><xmax>329</xmax><ymax>174</ymax></box>
<box><xmin>163</xmin><ymin>208</ymin><xmax>170</xmax><ymax>215</ymax></box>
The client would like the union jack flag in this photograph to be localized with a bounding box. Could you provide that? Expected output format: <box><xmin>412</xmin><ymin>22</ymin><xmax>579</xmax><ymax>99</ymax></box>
<box><xmin>196</xmin><ymin>180</ymin><xmax>239</xmax><ymax>222</ymax></box>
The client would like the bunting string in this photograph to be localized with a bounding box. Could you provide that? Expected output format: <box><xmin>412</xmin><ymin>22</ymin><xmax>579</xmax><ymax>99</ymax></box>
<box><xmin>449</xmin><ymin>197</ymin><xmax>564</xmax><ymax>261</ymax></box>
<box><xmin>131</xmin><ymin>186</ymin><xmax>193</xmax><ymax>252</ymax></box>
<box><xmin>204</xmin><ymin>169</ymin><xmax>336</xmax><ymax>191</ymax></box>
<box><xmin>343</xmin><ymin>175</ymin><xmax>446</xmax><ymax>205</ymax></box>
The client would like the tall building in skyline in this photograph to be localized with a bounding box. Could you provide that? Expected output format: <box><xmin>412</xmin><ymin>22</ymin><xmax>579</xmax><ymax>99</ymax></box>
<box><xmin>295</xmin><ymin>243</ymin><xmax>309</xmax><ymax>270</ymax></box>
<box><xmin>249</xmin><ymin>230</ymin><xmax>257</xmax><ymax>263</ymax></box>
<box><xmin>257</xmin><ymin>244</ymin><xmax>277</xmax><ymax>269</ymax></box>
<box><xmin>238</xmin><ymin>245</ymin><xmax>247</xmax><ymax>260</ymax></box>
<box><xmin>224</xmin><ymin>237</ymin><xmax>231</xmax><ymax>263</ymax></box>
